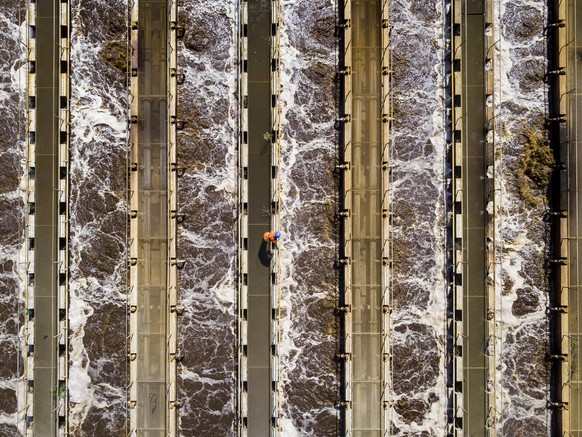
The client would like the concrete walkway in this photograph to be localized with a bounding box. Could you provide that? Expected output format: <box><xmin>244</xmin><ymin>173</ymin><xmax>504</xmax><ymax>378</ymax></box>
<box><xmin>461</xmin><ymin>2</ymin><xmax>488</xmax><ymax>434</ymax></box>
<box><xmin>135</xmin><ymin>0</ymin><xmax>168</xmax><ymax>434</ymax></box>
<box><xmin>350</xmin><ymin>0</ymin><xmax>383</xmax><ymax>435</ymax></box>
<box><xmin>246</xmin><ymin>0</ymin><xmax>272</xmax><ymax>435</ymax></box>
<box><xmin>33</xmin><ymin>1</ymin><xmax>60</xmax><ymax>435</ymax></box>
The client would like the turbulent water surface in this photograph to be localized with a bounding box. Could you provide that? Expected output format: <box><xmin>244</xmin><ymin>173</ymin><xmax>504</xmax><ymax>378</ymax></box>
<box><xmin>68</xmin><ymin>0</ymin><xmax>128</xmax><ymax>433</ymax></box>
<box><xmin>176</xmin><ymin>1</ymin><xmax>238</xmax><ymax>434</ymax></box>
<box><xmin>278</xmin><ymin>0</ymin><xmax>340</xmax><ymax>435</ymax></box>
<box><xmin>0</xmin><ymin>1</ymin><xmax>25</xmax><ymax>434</ymax></box>
<box><xmin>389</xmin><ymin>1</ymin><xmax>448</xmax><ymax>434</ymax></box>
<box><xmin>494</xmin><ymin>0</ymin><xmax>551</xmax><ymax>433</ymax></box>
<box><xmin>0</xmin><ymin>0</ymin><xmax>560</xmax><ymax>435</ymax></box>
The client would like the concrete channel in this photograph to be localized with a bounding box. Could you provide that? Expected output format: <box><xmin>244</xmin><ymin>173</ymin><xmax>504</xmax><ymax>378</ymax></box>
<box><xmin>128</xmin><ymin>0</ymin><xmax>177</xmax><ymax>434</ymax></box>
<box><xmin>28</xmin><ymin>0</ymin><xmax>70</xmax><ymax>434</ymax></box>
<box><xmin>451</xmin><ymin>0</ymin><xmax>493</xmax><ymax>434</ymax></box>
<box><xmin>341</xmin><ymin>0</ymin><xmax>391</xmax><ymax>435</ymax></box>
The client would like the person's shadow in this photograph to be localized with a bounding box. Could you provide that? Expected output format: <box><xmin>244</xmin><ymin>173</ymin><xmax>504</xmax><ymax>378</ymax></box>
<box><xmin>258</xmin><ymin>240</ymin><xmax>271</xmax><ymax>267</ymax></box>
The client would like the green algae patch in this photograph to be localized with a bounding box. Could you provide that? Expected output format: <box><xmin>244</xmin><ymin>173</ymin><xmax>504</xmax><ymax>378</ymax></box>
<box><xmin>100</xmin><ymin>40</ymin><xmax>128</xmax><ymax>74</ymax></box>
<box><xmin>517</xmin><ymin>129</ymin><xmax>554</xmax><ymax>206</ymax></box>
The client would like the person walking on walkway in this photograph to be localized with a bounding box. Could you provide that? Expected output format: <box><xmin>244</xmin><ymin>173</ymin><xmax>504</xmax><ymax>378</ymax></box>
<box><xmin>263</xmin><ymin>230</ymin><xmax>281</xmax><ymax>244</ymax></box>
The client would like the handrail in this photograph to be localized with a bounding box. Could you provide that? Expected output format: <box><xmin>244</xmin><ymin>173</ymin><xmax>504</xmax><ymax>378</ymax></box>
<box><xmin>381</xmin><ymin>0</ymin><xmax>393</xmax><ymax>434</ymax></box>
<box><xmin>450</xmin><ymin>1</ymin><xmax>464</xmax><ymax>434</ymax></box>
<box><xmin>127</xmin><ymin>0</ymin><xmax>139</xmax><ymax>431</ymax></box>
<box><xmin>57</xmin><ymin>1</ymin><xmax>71</xmax><ymax>434</ymax></box>
<box><xmin>270</xmin><ymin>0</ymin><xmax>282</xmax><ymax>434</ymax></box>
<box><xmin>167</xmin><ymin>0</ymin><xmax>179</xmax><ymax>435</ymax></box>
<box><xmin>237</xmin><ymin>1</ymin><xmax>249</xmax><ymax>435</ymax></box>
<box><xmin>23</xmin><ymin>1</ymin><xmax>35</xmax><ymax>434</ymax></box>
<box><xmin>341</xmin><ymin>1</ymin><xmax>353</xmax><ymax>434</ymax></box>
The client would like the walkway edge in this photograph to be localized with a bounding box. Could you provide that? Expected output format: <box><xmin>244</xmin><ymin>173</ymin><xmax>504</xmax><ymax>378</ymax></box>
<box><xmin>237</xmin><ymin>0</ymin><xmax>249</xmax><ymax>433</ymax></box>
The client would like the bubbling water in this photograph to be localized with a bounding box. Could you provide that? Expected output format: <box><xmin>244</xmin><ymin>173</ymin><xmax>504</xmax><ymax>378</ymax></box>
<box><xmin>388</xmin><ymin>1</ymin><xmax>449</xmax><ymax>434</ymax></box>
<box><xmin>493</xmin><ymin>0</ymin><xmax>551</xmax><ymax>433</ymax></box>
<box><xmin>68</xmin><ymin>0</ymin><xmax>129</xmax><ymax>433</ymax></box>
<box><xmin>175</xmin><ymin>1</ymin><xmax>238</xmax><ymax>435</ymax></box>
<box><xmin>0</xmin><ymin>1</ymin><xmax>26</xmax><ymax>434</ymax></box>
<box><xmin>277</xmin><ymin>0</ymin><xmax>340</xmax><ymax>435</ymax></box>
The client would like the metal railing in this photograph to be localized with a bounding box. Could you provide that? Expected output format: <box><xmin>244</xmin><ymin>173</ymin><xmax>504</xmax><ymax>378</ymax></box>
<box><xmin>450</xmin><ymin>3</ymin><xmax>464</xmax><ymax>434</ymax></box>
<box><xmin>57</xmin><ymin>1</ymin><xmax>71</xmax><ymax>433</ymax></box>
<box><xmin>128</xmin><ymin>1</ymin><xmax>139</xmax><ymax>431</ymax></box>
<box><xmin>237</xmin><ymin>1</ymin><xmax>249</xmax><ymax>434</ymax></box>
<box><xmin>270</xmin><ymin>0</ymin><xmax>282</xmax><ymax>434</ymax></box>
<box><xmin>380</xmin><ymin>1</ymin><xmax>392</xmax><ymax>435</ymax></box>
<box><xmin>167</xmin><ymin>0</ymin><xmax>179</xmax><ymax>434</ymax></box>
<box><xmin>23</xmin><ymin>0</ymin><xmax>35</xmax><ymax>433</ymax></box>
<box><xmin>341</xmin><ymin>0</ymin><xmax>353</xmax><ymax>433</ymax></box>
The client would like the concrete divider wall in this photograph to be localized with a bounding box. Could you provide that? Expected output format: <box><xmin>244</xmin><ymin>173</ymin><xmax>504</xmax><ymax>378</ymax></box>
<box><xmin>484</xmin><ymin>0</ymin><xmax>498</xmax><ymax>433</ymax></box>
<box><xmin>271</xmin><ymin>0</ymin><xmax>282</xmax><ymax>432</ymax></box>
<box><xmin>341</xmin><ymin>1</ymin><xmax>353</xmax><ymax>432</ymax></box>
<box><xmin>58</xmin><ymin>1</ymin><xmax>70</xmax><ymax>432</ymax></box>
<box><xmin>167</xmin><ymin>1</ymin><xmax>178</xmax><ymax>434</ymax></box>
<box><xmin>24</xmin><ymin>2</ymin><xmax>35</xmax><ymax>433</ymax></box>
<box><xmin>238</xmin><ymin>0</ymin><xmax>248</xmax><ymax>434</ymax></box>
<box><xmin>554</xmin><ymin>0</ymin><xmax>572</xmax><ymax>433</ymax></box>
<box><xmin>381</xmin><ymin>1</ymin><xmax>391</xmax><ymax>434</ymax></box>
<box><xmin>550</xmin><ymin>0</ymin><xmax>568</xmax><ymax>431</ymax></box>
<box><xmin>450</xmin><ymin>3</ymin><xmax>463</xmax><ymax>433</ymax></box>
<box><xmin>128</xmin><ymin>1</ymin><xmax>139</xmax><ymax>432</ymax></box>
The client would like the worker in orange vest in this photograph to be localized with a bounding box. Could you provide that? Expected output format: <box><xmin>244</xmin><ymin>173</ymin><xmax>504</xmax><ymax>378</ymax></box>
<box><xmin>263</xmin><ymin>230</ymin><xmax>281</xmax><ymax>243</ymax></box>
